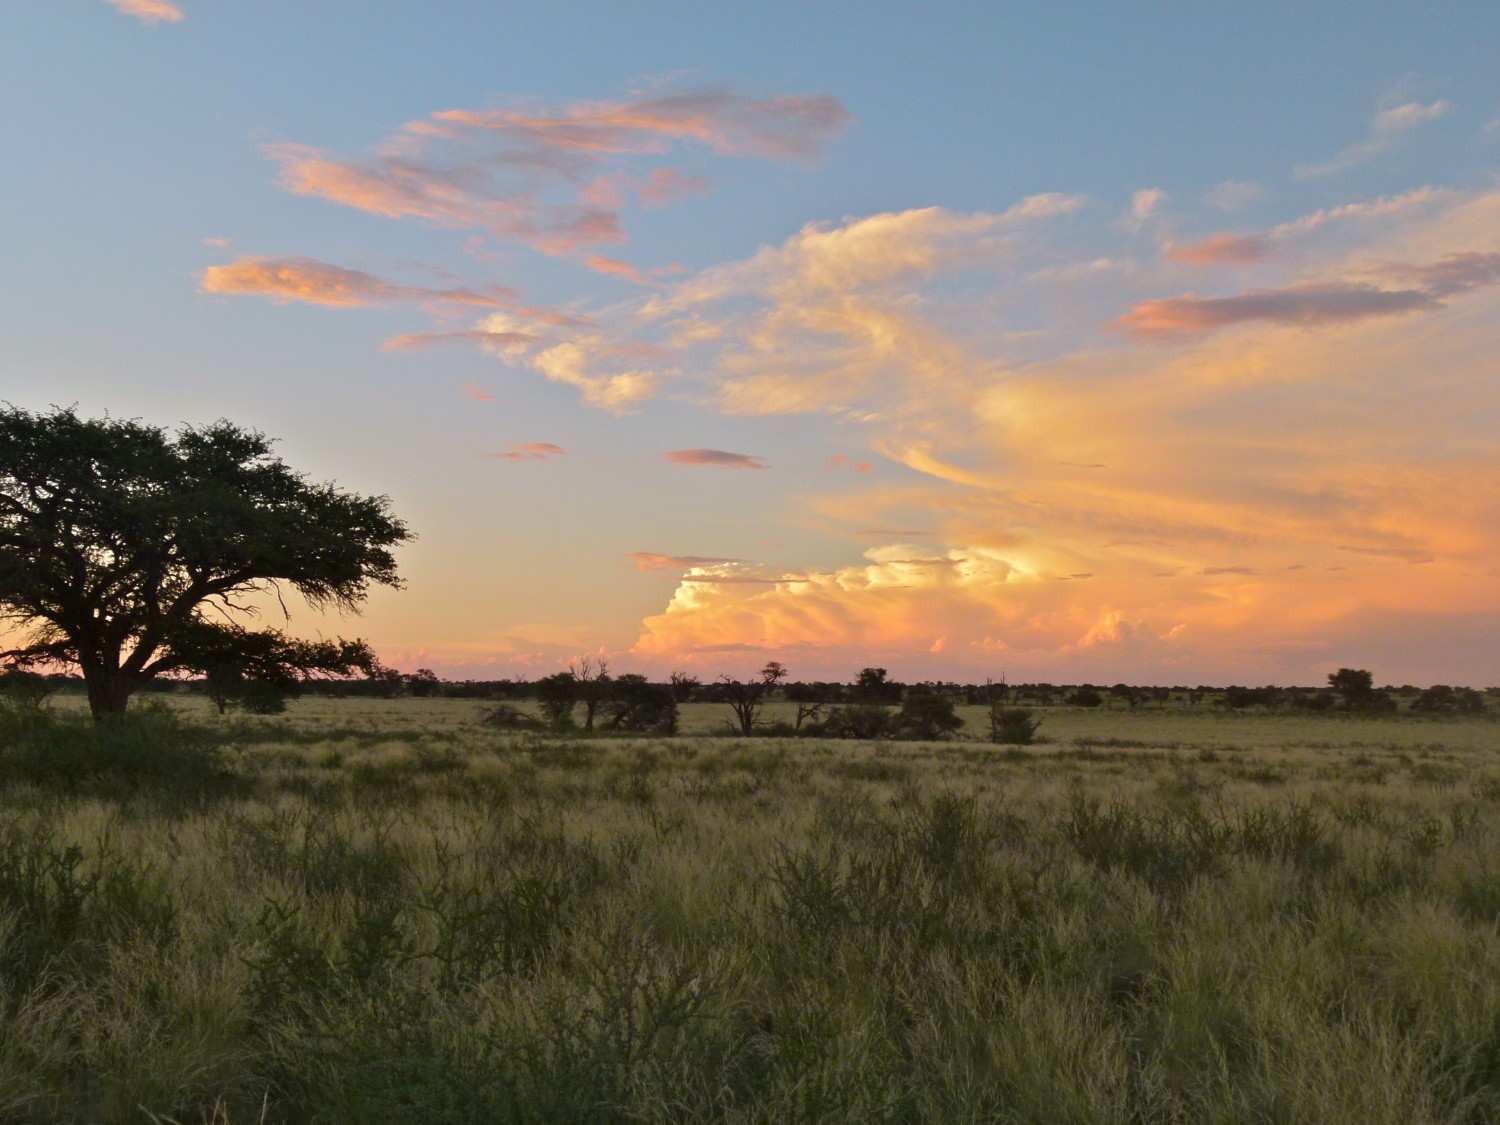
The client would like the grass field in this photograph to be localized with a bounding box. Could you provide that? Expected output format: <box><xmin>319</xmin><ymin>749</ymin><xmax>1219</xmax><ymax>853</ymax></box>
<box><xmin>4</xmin><ymin>695</ymin><xmax>1500</xmax><ymax>1122</ymax></box>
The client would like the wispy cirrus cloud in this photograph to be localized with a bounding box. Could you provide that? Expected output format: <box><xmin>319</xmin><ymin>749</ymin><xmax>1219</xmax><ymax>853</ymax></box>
<box><xmin>1205</xmin><ymin>180</ymin><xmax>1264</xmax><ymax>212</ymax></box>
<box><xmin>200</xmin><ymin>256</ymin><xmax>514</xmax><ymax>309</ymax></box>
<box><xmin>1296</xmin><ymin>98</ymin><xmax>1451</xmax><ymax>179</ymax></box>
<box><xmin>485</xmin><ymin>442</ymin><xmax>565</xmax><ymax>462</ymax></box>
<box><xmin>1118</xmin><ymin>249</ymin><xmax>1500</xmax><ymax>336</ymax></box>
<box><xmin>627</xmin><ymin>552</ymin><xmax>746</xmax><ymax>571</ymax></box>
<box><xmin>104</xmin><ymin>0</ymin><xmax>183</xmax><ymax>24</ymax></box>
<box><xmin>382</xmin><ymin>329</ymin><xmax>538</xmax><ymax>352</ymax></box>
<box><xmin>263</xmin><ymin>84</ymin><xmax>848</xmax><ymax>262</ymax></box>
<box><xmin>663</xmin><ymin>448</ymin><xmax>768</xmax><ymax>469</ymax></box>
<box><xmin>1166</xmin><ymin>232</ymin><xmax>1272</xmax><ymax>265</ymax></box>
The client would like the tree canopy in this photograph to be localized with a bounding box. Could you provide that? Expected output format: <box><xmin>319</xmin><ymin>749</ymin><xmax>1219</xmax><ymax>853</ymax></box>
<box><xmin>0</xmin><ymin>406</ymin><xmax>410</xmax><ymax>717</ymax></box>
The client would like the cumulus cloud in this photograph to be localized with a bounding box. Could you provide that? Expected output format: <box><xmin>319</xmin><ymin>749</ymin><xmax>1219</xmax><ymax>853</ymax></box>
<box><xmin>662</xmin><ymin>448</ymin><xmax>768</xmax><ymax>469</ymax></box>
<box><xmin>200</xmin><ymin>256</ymin><xmax>514</xmax><ymax>309</ymax></box>
<box><xmin>531</xmin><ymin>339</ymin><xmax>659</xmax><ymax>411</ymax></box>
<box><xmin>1296</xmin><ymin>98</ymin><xmax>1451</xmax><ymax>179</ymax></box>
<box><xmin>485</xmin><ymin>442</ymin><xmax>565</xmax><ymax>462</ymax></box>
<box><xmin>105</xmin><ymin>0</ymin><xmax>183</xmax><ymax>24</ymax></box>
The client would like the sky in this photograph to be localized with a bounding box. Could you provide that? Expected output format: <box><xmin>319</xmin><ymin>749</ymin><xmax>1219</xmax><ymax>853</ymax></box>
<box><xmin>3</xmin><ymin>2</ymin><xmax>1499</xmax><ymax>686</ymax></box>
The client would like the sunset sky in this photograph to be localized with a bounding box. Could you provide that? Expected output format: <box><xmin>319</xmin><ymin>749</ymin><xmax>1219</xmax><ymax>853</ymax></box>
<box><xmin>5</xmin><ymin>2</ymin><xmax>1499</xmax><ymax>685</ymax></box>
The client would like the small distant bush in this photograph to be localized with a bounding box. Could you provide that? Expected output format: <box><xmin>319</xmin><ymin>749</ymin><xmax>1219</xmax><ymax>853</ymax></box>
<box><xmin>815</xmin><ymin>704</ymin><xmax>895</xmax><ymax>740</ymax></box>
<box><xmin>1411</xmin><ymin>685</ymin><xmax>1485</xmax><ymax>715</ymax></box>
<box><xmin>534</xmin><ymin>672</ymin><xmax>578</xmax><ymax>729</ymax></box>
<box><xmin>0</xmin><ymin>668</ymin><xmax>54</xmax><ymax>711</ymax></box>
<box><xmin>896</xmin><ymin>689</ymin><xmax>963</xmax><ymax>740</ymax></box>
<box><xmin>603</xmin><ymin>675</ymin><xmax>679</xmax><ymax>735</ymax></box>
<box><xmin>1069</xmin><ymin>687</ymin><xmax>1104</xmax><ymax>708</ymax></box>
<box><xmin>991</xmin><ymin>706</ymin><xmax>1042</xmax><ymax>745</ymax></box>
<box><xmin>482</xmin><ymin>703</ymin><xmax>543</xmax><ymax>730</ymax></box>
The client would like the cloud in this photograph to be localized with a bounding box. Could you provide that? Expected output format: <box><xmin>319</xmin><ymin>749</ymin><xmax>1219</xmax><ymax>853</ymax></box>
<box><xmin>639</xmin><ymin>167</ymin><xmax>711</xmax><ymax>207</ymax></box>
<box><xmin>663</xmin><ymin>448</ymin><xmax>768</xmax><ymax>469</ymax></box>
<box><xmin>1128</xmin><ymin>188</ymin><xmax>1166</xmax><ymax>228</ymax></box>
<box><xmin>105</xmin><ymin>0</ymin><xmax>183</xmax><ymax>23</ymax></box>
<box><xmin>1166</xmin><ymin>233</ymin><xmax>1272</xmax><ymax>265</ymax></box>
<box><xmin>627</xmin><ymin>552</ymin><xmax>746</xmax><ymax>571</ymax></box>
<box><xmin>460</xmin><ymin>382</ymin><xmax>494</xmax><ymax>402</ymax></box>
<box><xmin>1296</xmin><ymin>98</ymin><xmax>1451</xmax><ymax>179</ymax></box>
<box><xmin>484</xmin><ymin>442</ymin><xmax>565</xmax><ymax>462</ymax></box>
<box><xmin>200</xmin><ymin>256</ymin><xmax>513</xmax><ymax>308</ymax></box>
<box><xmin>584</xmin><ymin>255</ymin><xmax>651</xmax><ymax>285</ymax></box>
<box><xmin>1118</xmin><ymin>249</ymin><xmax>1500</xmax><ymax>336</ymax></box>
<box><xmin>1116</xmin><ymin>282</ymin><xmax>1437</xmax><ymax>336</ymax></box>
<box><xmin>262</xmin><ymin>85</ymin><xmax>847</xmax><ymax>262</ymax></box>
<box><xmin>383</xmin><ymin>329</ymin><xmax>538</xmax><ymax>351</ymax></box>
<box><xmin>202</xmin><ymin>236</ymin><xmax>230</xmax><ymax>249</ymax></box>
<box><xmin>531</xmin><ymin>339</ymin><xmax>659</xmax><ymax>411</ymax></box>
<box><xmin>1205</xmin><ymin>180</ymin><xmax>1264</xmax><ymax>212</ymax></box>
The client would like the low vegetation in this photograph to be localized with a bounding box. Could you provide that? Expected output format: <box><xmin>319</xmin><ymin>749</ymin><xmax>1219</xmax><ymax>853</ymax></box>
<box><xmin>2</xmin><ymin>693</ymin><xmax>1499</xmax><ymax>1123</ymax></box>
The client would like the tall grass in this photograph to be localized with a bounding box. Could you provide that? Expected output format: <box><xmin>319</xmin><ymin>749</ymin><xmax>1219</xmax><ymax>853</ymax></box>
<box><xmin>1</xmin><ymin>698</ymin><xmax>1499</xmax><ymax>1122</ymax></box>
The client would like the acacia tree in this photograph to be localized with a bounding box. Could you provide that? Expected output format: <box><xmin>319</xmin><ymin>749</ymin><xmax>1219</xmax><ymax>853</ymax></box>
<box><xmin>0</xmin><ymin>406</ymin><xmax>409</xmax><ymax>719</ymax></box>
<box><xmin>720</xmin><ymin>660</ymin><xmax>787</xmax><ymax>736</ymax></box>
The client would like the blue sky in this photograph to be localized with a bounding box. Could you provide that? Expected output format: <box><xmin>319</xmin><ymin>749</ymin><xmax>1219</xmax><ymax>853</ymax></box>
<box><xmin>3</xmin><ymin>2</ymin><xmax>1498</xmax><ymax>683</ymax></box>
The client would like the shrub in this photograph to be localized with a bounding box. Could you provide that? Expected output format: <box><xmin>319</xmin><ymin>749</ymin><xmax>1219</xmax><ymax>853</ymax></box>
<box><xmin>896</xmin><ymin>689</ymin><xmax>962</xmax><ymax>740</ymax></box>
<box><xmin>1069</xmin><ymin>687</ymin><xmax>1104</xmax><ymax>707</ymax></box>
<box><xmin>815</xmin><ymin>704</ymin><xmax>895</xmax><ymax>740</ymax></box>
<box><xmin>482</xmin><ymin>703</ymin><xmax>543</xmax><ymax>730</ymax></box>
<box><xmin>991</xmin><ymin>706</ymin><xmax>1042</xmax><ymax>745</ymax></box>
<box><xmin>603</xmin><ymin>675</ymin><xmax>679</xmax><ymax>735</ymax></box>
<box><xmin>534</xmin><ymin>672</ymin><xmax>578</xmax><ymax>729</ymax></box>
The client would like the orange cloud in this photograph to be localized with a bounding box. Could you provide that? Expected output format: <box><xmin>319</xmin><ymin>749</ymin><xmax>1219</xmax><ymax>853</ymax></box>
<box><xmin>200</xmin><ymin>256</ymin><xmax>513</xmax><ymax>309</ymax></box>
<box><xmin>1167</xmin><ymin>232</ymin><xmax>1271</xmax><ymax>265</ymax></box>
<box><xmin>461</xmin><ymin>383</ymin><xmax>494</xmax><ymax>402</ymax></box>
<box><xmin>485</xmin><ymin>442</ymin><xmax>565</xmax><ymax>462</ymax></box>
<box><xmin>663</xmin><ymin>448</ymin><xmax>768</xmax><ymax>469</ymax></box>
<box><xmin>105</xmin><ymin>0</ymin><xmax>182</xmax><ymax>23</ymax></box>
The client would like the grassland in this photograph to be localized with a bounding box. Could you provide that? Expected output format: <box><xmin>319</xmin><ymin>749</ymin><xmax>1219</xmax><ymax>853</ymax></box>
<box><xmin>3</xmin><ymin>695</ymin><xmax>1500</xmax><ymax>1123</ymax></box>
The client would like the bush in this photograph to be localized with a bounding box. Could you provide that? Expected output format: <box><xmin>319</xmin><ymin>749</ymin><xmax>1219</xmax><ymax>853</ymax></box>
<box><xmin>481</xmin><ymin>703</ymin><xmax>543</xmax><ymax>730</ymax></box>
<box><xmin>603</xmin><ymin>675</ymin><xmax>679</xmax><ymax>735</ymax></box>
<box><xmin>1069</xmin><ymin>687</ymin><xmax>1104</xmax><ymax>708</ymax></box>
<box><xmin>991</xmin><ymin>706</ymin><xmax>1042</xmax><ymax>745</ymax></box>
<box><xmin>534</xmin><ymin>672</ymin><xmax>578</xmax><ymax>729</ymax></box>
<box><xmin>896</xmin><ymin>690</ymin><xmax>962</xmax><ymax>740</ymax></box>
<box><xmin>815</xmin><ymin>704</ymin><xmax>896</xmax><ymax>740</ymax></box>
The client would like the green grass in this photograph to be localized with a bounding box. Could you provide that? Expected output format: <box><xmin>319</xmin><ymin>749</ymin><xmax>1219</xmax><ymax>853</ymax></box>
<box><xmin>3</xmin><ymin>696</ymin><xmax>1500</xmax><ymax>1122</ymax></box>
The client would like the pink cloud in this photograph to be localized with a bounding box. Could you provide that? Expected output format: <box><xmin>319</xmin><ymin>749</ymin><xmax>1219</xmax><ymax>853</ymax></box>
<box><xmin>1116</xmin><ymin>283</ymin><xmax>1437</xmax><ymax>336</ymax></box>
<box><xmin>640</xmin><ymin>167</ymin><xmax>711</xmax><ymax>207</ymax></box>
<box><xmin>461</xmin><ymin>383</ymin><xmax>495</xmax><ymax>402</ymax></box>
<box><xmin>105</xmin><ymin>0</ymin><xmax>183</xmax><ymax>24</ymax></box>
<box><xmin>202</xmin><ymin>236</ymin><xmax>230</xmax><ymax>249</ymax></box>
<box><xmin>584</xmin><ymin>255</ymin><xmax>651</xmax><ymax>285</ymax></box>
<box><xmin>1118</xmin><ymin>249</ymin><xmax>1500</xmax><ymax>337</ymax></box>
<box><xmin>485</xmin><ymin>442</ymin><xmax>565</xmax><ymax>462</ymax></box>
<box><xmin>663</xmin><ymin>448</ymin><xmax>769</xmax><ymax>469</ymax></box>
<box><xmin>263</xmin><ymin>86</ymin><xmax>845</xmax><ymax>264</ymax></box>
<box><xmin>382</xmin><ymin>329</ymin><xmax>537</xmax><ymax>351</ymax></box>
<box><xmin>627</xmin><ymin>552</ymin><xmax>746</xmax><ymax>571</ymax></box>
<box><xmin>1167</xmin><ymin>232</ymin><xmax>1272</xmax><ymax>265</ymax></box>
<box><xmin>200</xmin><ymin>256</ymin><xmax>514</xmax><ymax>308</ymax></box>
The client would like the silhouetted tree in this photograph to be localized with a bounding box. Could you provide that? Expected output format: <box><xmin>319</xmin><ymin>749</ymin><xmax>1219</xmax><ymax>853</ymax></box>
<box><xmin>603</xmin><ymin>674</ymin><xmax>678</xmax><ymax>734</ymax></box>
<box><xmin>855</xmin><ymin>666</ymin><xmax>903</xmax><ymax>704</ymax></box>
<box><xmin>0</xmin><ymin>406</ymin><xmax>409</xmax><ymax>719</ymax></box>
<box><xmin>569</xmin><ymin>656</ymin><xmax>610</xmax><ymax>732</ymax></box>
<box><xmin>898</xmin><ymin>687</ymin><xmax>962</xmax><ymax>740</ymax></box>
<box><xmin>721</xmin><ymin>661</ymin><xmax>787</xmax><ymax>735</ymax></box>
<box><xmin>404</xmin><ymin>668</ymin><xmax>441</xmax><ymax>697</ymax></box>
<box><xmin>668</xmin><ymin>671</ymin><xmax>700</xmax><ymax>703</ymax></box>
<box><xmin>534</xmin><ymin>672</ymin><xmax>578</xmax><ymax>729</ymax></box>
<box><xmin>1328</xmin><ymin>668</ymin><xmax>1375</xmax><ymax>709</ymax></box>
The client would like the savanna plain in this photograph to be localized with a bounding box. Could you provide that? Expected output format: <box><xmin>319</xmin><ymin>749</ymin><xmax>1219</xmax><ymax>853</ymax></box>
<box><xmin>4</xmin><ymin>695</ymin><xmax>1500</xmax><ymax>1124</ymax></box>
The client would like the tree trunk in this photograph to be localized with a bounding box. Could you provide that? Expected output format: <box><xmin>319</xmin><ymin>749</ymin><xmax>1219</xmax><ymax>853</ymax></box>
<box><xmin>84</xmin><ymin>667</ymin><xmax>136</xmax><ymax>720</ymax></box>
